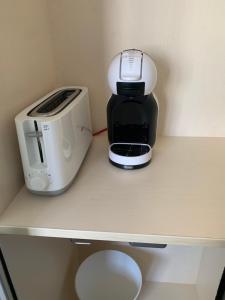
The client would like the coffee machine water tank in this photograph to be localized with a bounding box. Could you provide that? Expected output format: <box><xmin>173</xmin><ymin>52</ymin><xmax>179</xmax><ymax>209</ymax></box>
<box><xmin>107</xmin><ymin>49</ymin><xmax>158</xmax><ymax>169</ymax></box>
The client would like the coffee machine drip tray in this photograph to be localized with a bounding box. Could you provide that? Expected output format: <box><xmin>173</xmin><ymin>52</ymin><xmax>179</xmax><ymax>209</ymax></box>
<box><xmin>109</xmin><ymin>143</ymin><xmax>152</xmax><ymax>170</ymax></box>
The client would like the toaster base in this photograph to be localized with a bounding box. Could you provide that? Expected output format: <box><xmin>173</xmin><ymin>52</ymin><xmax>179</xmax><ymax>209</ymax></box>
<box><xmin>27</xmin><ymin>174</ymin><xmax>76</xmax><ymax>196</ymax></box>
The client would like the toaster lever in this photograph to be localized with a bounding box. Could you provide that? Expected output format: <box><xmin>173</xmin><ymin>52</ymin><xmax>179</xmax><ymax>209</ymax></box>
<box><xmin>26</xmin><ymin>131</ymin><xmax>43</xmax><ymax>138</ymax></box>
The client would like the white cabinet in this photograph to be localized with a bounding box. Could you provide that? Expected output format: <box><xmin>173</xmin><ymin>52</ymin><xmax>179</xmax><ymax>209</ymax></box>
<box><xmin>1</xmin><ymin>235</ymin><xmax>224</xmax><ymax>299</ymax></box>
<box><xmin>0</xmin><ymin>135</ymin><xmax>225</xmax><ymax>299</ymax></box>
<box><xmin>73</xmin><ymin>241</ymin><xmax>225</xmax><ymax>300</ymax></box>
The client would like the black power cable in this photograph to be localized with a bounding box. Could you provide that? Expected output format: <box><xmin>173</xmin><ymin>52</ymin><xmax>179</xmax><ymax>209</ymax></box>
<box><xmin>0</xmin><ymin>249</ymin><xmax>18</xmax><ymax>300</ymax></box>
<box><xmin>216</xmin><ymin>267</ymin><xmax>225</xmax><ymax>300</ymax></box>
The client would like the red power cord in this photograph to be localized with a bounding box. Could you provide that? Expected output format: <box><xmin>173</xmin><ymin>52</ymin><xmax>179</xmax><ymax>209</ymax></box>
<box><xmin>93</xmin><ymin>128</ymin><xmax>107</xmax><ymax>136</ymax></box>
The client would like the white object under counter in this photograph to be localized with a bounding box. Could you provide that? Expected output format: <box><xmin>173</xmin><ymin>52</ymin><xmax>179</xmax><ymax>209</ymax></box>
<box><xmin>0</xmin><ymin>133</ymin><xmax>225</xmax><ymax>247</ymax></box>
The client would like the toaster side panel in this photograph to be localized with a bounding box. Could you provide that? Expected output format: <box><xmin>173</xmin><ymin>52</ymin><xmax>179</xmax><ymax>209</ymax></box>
<box><xmin>40</xmin><ymin>92</ymin><xmax>92</xmax><ymax>194</ymax></box>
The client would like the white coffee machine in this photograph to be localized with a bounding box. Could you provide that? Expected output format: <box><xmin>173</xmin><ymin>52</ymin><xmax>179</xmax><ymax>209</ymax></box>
<box><xmin>107</xmin><ymin>49</ymin><xmax>158</xmax><ymax>169</ymax></box>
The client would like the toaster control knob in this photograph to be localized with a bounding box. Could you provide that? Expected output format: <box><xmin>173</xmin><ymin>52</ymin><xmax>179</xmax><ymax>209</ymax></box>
<box><xmin>29</xmin><ymin>175</ymin><xmax>49</xmax><ymax>191</ymax></box>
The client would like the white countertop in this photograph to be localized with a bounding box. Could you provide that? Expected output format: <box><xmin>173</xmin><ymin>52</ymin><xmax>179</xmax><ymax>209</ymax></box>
<box><xmin>0</xmin><ymin>134</ymin><xmax>225</xmax><ymax>246</ymax></box>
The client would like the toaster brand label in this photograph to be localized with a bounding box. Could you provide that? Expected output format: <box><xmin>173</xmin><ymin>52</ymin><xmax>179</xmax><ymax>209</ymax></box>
<box><xmin>43</xmin><ymin>125</ymin><xmax>50</xmax><ymax>131</ymax></box>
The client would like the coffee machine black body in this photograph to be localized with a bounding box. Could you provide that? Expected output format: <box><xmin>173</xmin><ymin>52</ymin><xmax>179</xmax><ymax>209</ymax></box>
<box><xmin>107</xmin><ymin>49</ymin><xmax>158</xmax><ymax>169</ymax></box>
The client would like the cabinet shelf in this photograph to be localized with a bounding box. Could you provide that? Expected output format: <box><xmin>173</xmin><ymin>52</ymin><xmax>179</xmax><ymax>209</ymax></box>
<box><xmin>139</xmin><ymin>282</ymin><xmax>198</xmax><ymax>300</ymax></box>
<box><xmin>0</xmin><ymin>133</ymin><xmax>225</xmax><ymax>246</ymax></box>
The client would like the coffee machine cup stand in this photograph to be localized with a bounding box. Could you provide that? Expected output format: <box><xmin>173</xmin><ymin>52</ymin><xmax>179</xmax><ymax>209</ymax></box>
<box><xmin>107</xmin><ymin>49</ymin><xmax>159</xmax><ymax>170</ymax></box>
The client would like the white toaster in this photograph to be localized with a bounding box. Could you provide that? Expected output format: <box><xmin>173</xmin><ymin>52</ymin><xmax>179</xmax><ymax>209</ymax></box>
<box><xmin>15</xmin><ymin>86</ymin><xmax>92</xmax><ymax>195</ymax></box>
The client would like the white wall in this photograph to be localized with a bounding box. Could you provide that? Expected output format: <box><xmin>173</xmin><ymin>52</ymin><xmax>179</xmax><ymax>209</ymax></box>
<box><xmin>48</xmin><ymin>0</ymin><xmax>225</xmax><ymax>136</ymax></box>
<box><xmin>78</xmin><ymin>242</ymin><xmax>203</xmax><ymax>284</ymax></box>
<box><xmin>0</xmin><ymin>1</ymin><xmax>75</xmax><ymax>299</ymax></box>
<box><xmin>197</xmin><ymin>247</ymin><xmax>225</xmax><ymax>300</ymax></box>
<box><xmin>47</xmin><ymin>0</ymin><xmax>108</xmax><ymax>132</ymax></box>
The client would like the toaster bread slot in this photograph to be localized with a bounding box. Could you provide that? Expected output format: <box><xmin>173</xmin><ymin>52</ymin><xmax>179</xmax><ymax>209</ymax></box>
<box><xmin>34</xmin><ymin>121</ymin><xmax>44</xmax><ymax>163</ymax></box>
<box><xmin>28</xmin><ymin>89</ymin><xmax>81</xmax><ymax>117</ymax></box>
